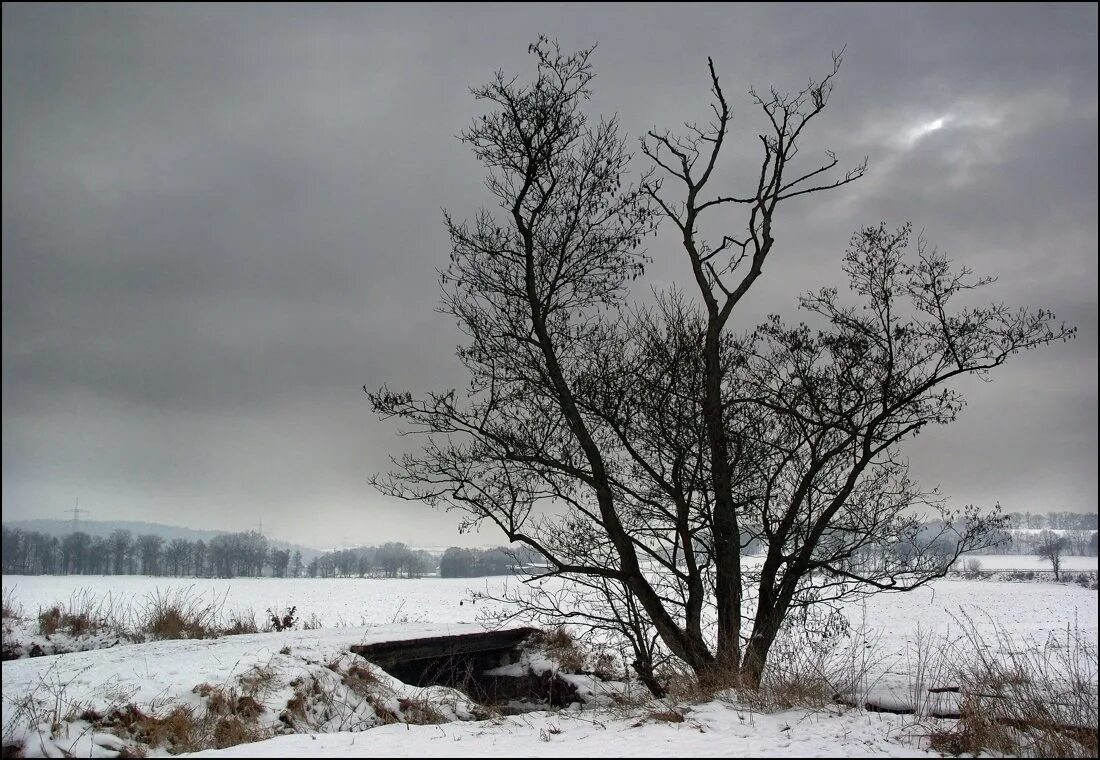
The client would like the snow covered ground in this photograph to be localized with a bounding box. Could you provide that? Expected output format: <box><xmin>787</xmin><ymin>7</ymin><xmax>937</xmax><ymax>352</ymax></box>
<box><xmin>0</xmin><ymin>618</ymin><xmax>942</xmax><ymax>758</ymax></box>
<box><xmin>184</xmin><ymin>700</ymin><xmax>940</xmax><ymax>758</ymax></box>
<box><xmin>3</xmin><ymin>554</ymin><xmax>1094</xmax><ymax>630</ymax></box>
<box><xmin>2</xmin><ymin>573</ymin><xmax>1096</xmax><ymax>757</ymax></box>
<box><xmin>954</xmin><ymin>553</ymin><xmax>1097</xmax><ymax>571</ymax></box>
<box><xmin>1</xmin><ymin>574</ymin><xmax>525</xmax><ymax>630</ymax></box>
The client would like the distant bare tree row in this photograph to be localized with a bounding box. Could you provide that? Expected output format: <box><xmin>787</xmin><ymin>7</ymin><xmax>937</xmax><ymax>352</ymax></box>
<box><xmin>1</xmin><ymin>526</ymin><xmax>302</xmax><ymax>579</ymax></box>
<box><xmin>994</xmin><ymin>526</ymin><xmax>1098</xmax><ymax>557</ymax></box>
<box><xmin>1001</xmin><ymin>511</ymin><xmax>1098</xmax><ymax>531</ymax></box>
<box><xmin>439</xmin><ymin>545</ymin><xmax>545</xmax><ymax>578</ymax></box>
<box><xmin>305</xmin><ymin>542</ymin><xmax>437</xmax><ymax>579</ymax></box>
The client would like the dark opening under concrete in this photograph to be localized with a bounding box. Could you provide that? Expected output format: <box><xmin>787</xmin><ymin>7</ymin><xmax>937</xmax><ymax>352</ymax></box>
<box><xmin>350</xmin><ymin>627</ymin><xmax>579</xmax><ymax>707</ymax></box>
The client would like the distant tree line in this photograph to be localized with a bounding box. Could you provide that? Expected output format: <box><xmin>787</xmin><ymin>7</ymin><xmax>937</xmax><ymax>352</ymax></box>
<box><xmin>1002</xmin><ymin>511</ymin><xmax>1097</xmax><ymax>531</ymax></box>
<box><xmin>439</xmin><ymin>545</ymin><xmax>546</xmax><ymax>578</ymax></box>
<box><xmin>1</xmin><ymin>527</ymin><xmax>303</xmax><ymax>578</ymax></box>
<box><xmin>305</xmin><ymin>543</ymin><xmax>438</xmax><ymax>578</ymax></box>
<box><xmin>989</xmin><ymin>527</ymin><xmax>1098</xmax><ymax>557</ymax></box>
<box><xmin>1</xmin><ymin>525</ymin><xmax>562</xmax><ymax>580</ymax></box>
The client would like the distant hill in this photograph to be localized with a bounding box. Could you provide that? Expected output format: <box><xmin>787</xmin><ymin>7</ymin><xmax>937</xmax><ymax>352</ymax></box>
<box><xmin>2</xmin><ymin>519</ymin><xmax>323</xmax><ymax>563</ymax></box>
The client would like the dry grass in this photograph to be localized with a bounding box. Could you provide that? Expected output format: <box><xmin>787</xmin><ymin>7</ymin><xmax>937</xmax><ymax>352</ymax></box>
<box><xmin>927</xmin><ymin>612</ymin><xmax>1099</xmax><ymax>758</ymax></box>
<box><xmin>210</xmin><ymin>716</ymin><xmax>267</xmax><ymax>749</ymax></box>
<box><xmin>396</xmin><ymin>696</ymin><xmax>447</xmax><ymax>725</ymax></box>
<box><xmin>340</xmin><ymin>663</ymin><xmax>382</xmax><ymax>696</ymax></box>
<box><xmin>33</xmin><ymin>590</ymin><xmax>123</xmax><ymax>639</ymax></box>
<box><xmin>8</xmin><ymin>587</ymin><xmax>324</xmax><ymax>656</ymax></box>
<box><xmin>96</xmin><ymin>703</ymin><xmax>202</xmax><ymax>753</ymax></box>
<box><xmin>652</xmin><ymin>661</ymin><xmax>720</xmax><ymax>703</ymax></box>
<box><xmin>221</xmin><ymin>609</ymin><xmax>259</xmax><ymax>636</ymax></box>
<box><xmin>647</xmin><ymin>708</ymin><xmax>686</xmax><ymax>723</ymax></box>
<box><xmin>123</xmin><ymin>681</ymin><xmax>274</xmax><ymax>752</ymax></box>
<box><xmin>237</xmin><ymin>664</ymin><xmax>278</xmax><ymax>700</ymax></box>
<box><xmin>140</xmin><ymin>588</ymin><xmax>221</xmax><ymax>640</ymax></box>
<box><xmin>366</xmin><ymin>696</ymin><xmax>400</xmax><ymax>725</ymax></box>
<box><xmin>538</xmin><ymin>627</ymin><xmax>589</xmax><ymax>673</ymax></box>
<box><xmin>36</xmin><ymin>606</ymin><xmax>62</xmax><ymax>636</ymax></box>
<box><xmin>1</xmin><ymin>589</ymin><xmax>21</xmax><ymax>621</ymax></box>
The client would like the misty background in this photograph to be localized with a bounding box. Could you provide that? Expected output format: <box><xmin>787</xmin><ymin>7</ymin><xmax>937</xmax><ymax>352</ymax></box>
<box><xmin>2</xmin><ymin>4</ymin><xmax>1096</xmax><ymax>550</ymax></box>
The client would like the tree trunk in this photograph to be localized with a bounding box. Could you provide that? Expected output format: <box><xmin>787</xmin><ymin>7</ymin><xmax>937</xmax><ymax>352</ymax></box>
<box><xmin>632</xmin><ymin>656</ymin><xmax>667</xmax><ymax>698</ymax></box>
<box><xmin>704</xmin><ymin>323</ymin><xmax>743</xmax><ymax>673</ymax></box>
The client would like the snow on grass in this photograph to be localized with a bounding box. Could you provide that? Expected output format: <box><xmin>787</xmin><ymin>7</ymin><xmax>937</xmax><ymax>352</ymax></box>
<box><xmin>1</xmin><ymin>624</ymin><xmax>492</xmax><ymax>757</ymax></box>
<box><xmin>1</xmin><ymin>574</ymin><xmax>527</xmax><ymax>630</ymax></box>
<box><xmin>181</xmin><ymin>700</ymin><xmax>942</xmax><ymax>758</ymax></box>
<box><xmin>2</xmin><ymin>574</ymin><xmax>1096</xmax><ymax>756</ymax></box>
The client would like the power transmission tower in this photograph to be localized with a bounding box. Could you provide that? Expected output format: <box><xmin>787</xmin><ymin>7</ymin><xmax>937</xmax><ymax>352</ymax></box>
<box><xmin>64</xmin><ymin>499</ymin><xmax>88</xmax><ymax>532</ymax></box>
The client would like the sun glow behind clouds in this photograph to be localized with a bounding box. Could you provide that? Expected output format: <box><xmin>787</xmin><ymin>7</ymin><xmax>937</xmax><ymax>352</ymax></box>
<box><xmin>906</xmin><ymin>116</ymin><xmax>950</xmax><ymax>145</ymax></box>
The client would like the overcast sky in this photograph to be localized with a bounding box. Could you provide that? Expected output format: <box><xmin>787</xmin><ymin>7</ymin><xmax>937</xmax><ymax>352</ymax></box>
<box><xmin>3</xmin><ymin>4</ymin><xmax>1096</xmax><ymax>550</ymax></box>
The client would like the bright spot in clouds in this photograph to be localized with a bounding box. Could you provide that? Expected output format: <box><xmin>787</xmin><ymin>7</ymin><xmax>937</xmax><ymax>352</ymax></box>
<box><xmin>905</xmin><ymin>116</ymin><xmax>950</xmax><ymax>145</ymax></box>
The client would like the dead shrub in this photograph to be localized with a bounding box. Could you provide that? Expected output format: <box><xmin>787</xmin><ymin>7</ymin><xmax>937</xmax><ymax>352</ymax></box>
<box><xmin>37</xmin><ymin>606</ymin><xmax>62</xmax><ymax>636</ymax></box>
<box><xmin>539</xmin><ymin>626</ymin><xmax>588</xmax><ymax>673</ymax></box>
<box><xmin>265</xmin><ymin>606</ymin><xmax>298</xmax><ymax>632</ymax></box>
<box><xmin>962</xmin><ymin>557</ymin><xmax>983</xmax><ymax>578</ymax></box>
<box><xmin>141</xmin><ymin>588</ymin><xmax>219</xmax><ymax>640</ymax></box>
<box><xmin>32</xmin><ymin>590</ymin><xmax>121</xmax><ymax>639</ymax></box>
<box><xmin>136</xmin><ymin>706</ymin><xmax>198</xmax><ymax>751</ymax></box>
<box><xmin>211</xmin><ymin>716</ymin><xmax>262</xmax><ymax>749</ymax></box>
<box><xmin>221</xmin><ymin>610</ymin><xmax>259</xmax><ymax>636</ymax></box>
<box><xmin>234</xmin><ymin>696</ymin><xmax>265</xmax><ymax>719</ymax></box>
<box><xmin>60</xmin><ymin>610</ymin><xmax>95</xmax><ymax>637</ymax></box>
<box><xmin>193</xmin><ymin>683</ymin><xmax>235</xmax><ymax>717</ymax></box>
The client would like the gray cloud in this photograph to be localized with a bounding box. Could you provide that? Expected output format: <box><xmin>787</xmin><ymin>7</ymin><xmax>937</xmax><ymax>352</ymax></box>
<box><xmin>3</xmin><ymin>4</ymin><xmax>1096</xmax><ymax>548</ymax></box>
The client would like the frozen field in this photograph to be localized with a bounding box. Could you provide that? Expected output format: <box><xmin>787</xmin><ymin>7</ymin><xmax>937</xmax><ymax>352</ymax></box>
<box><xmin>1</xmin><ymin>574</ymin><xmax>522</xmax><ymax>629</ymax></box>
<box><xmin>2</xmin><ymin>572</ymin><xmax>1096</xmax><ymax>758</ymax></box>
<box><xmin>4</xmin><ymin>570</ymin><xmax>1096</xmax><ymax>665</ymax></box>
<box><xmin>957</xmin><ymin>553</ymin><xmax>1097</xmax><ymax>571</ymax></box>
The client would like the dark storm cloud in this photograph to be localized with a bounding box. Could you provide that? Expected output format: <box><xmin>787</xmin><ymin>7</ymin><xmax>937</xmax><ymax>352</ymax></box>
<box><xmin>3</xmin><ymin>4</ymin><xmax>1096</xmax><ymax>548</ymax></box>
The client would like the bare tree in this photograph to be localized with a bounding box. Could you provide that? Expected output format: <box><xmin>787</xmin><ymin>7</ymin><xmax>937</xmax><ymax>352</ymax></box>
<box><xmin>165</xmin><ymin>538</ymin><xmax>190</xmax><ymax>576</ymax></box>
<box><xmin>271</xmin><ymin>548</ymin><xmax>291</xmax><ymax>578</ymax></box>
<box><xmin>1036</xmin><ymin>529</ymin><xmax>1068</xmax><ymax>580</ymax></box>
<box><xmin>369</xmin><ymin>40</ymin><xmax>1074</xmax><ymax>692</ymax></box>
<box><xmin>136</xmin><ymin>533</ymin><xmax>164</xmax><ymax>576</ymax></box>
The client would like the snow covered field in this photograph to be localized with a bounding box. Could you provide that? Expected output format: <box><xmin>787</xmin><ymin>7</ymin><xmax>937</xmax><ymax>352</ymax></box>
<box><xmin>186</xmin><ymin>701</ymin><xmax>939</xmax><ymax>758</ymax></box>
<box><xmin>955</xmin><ymin>553</ymin><xmax>1097</xmax><ymax>571</ymax></box>
<box><xmin>2</xmin><ymin>572</ymin><xmax>1096</xmax><ymax>757</ymax></box>
<box><xmin>3</xmin><ymin>571</ymin><xmax>1096</xmax><ymax>675</ymax></box>
<box><xmin>0</xmin><ymin>621</ymin><xmax>940</xmax><ymax>758</ymax></box>
<box><xmin>3</xmin><ymin>551</ymin><xmax>1094</xmax><ymax>627</ymax></box>
<box><xmin>1</xmin><ymin>574</ymin><xmax>523</xmax><ymax>630</ymax></box>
